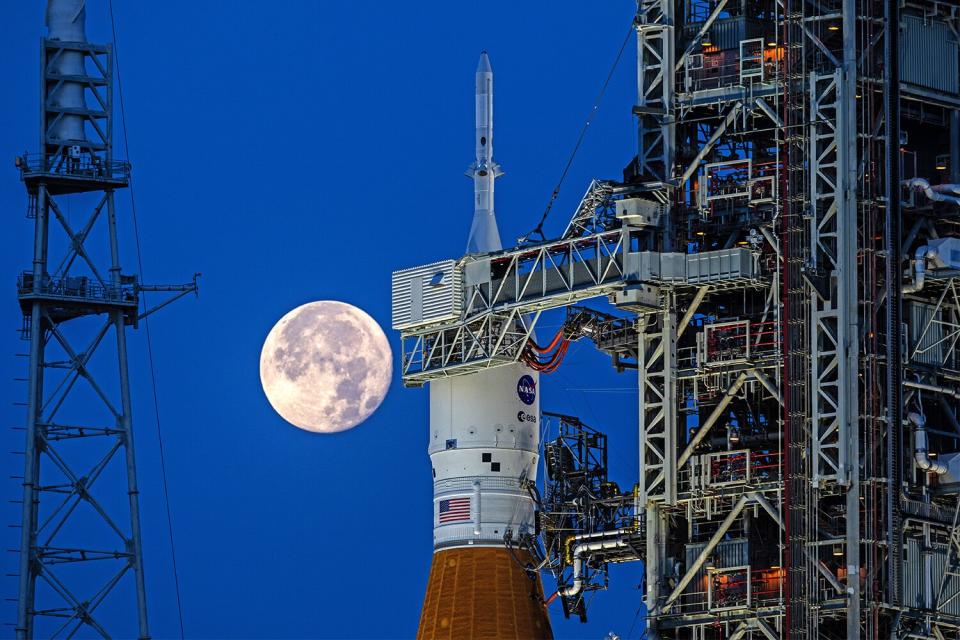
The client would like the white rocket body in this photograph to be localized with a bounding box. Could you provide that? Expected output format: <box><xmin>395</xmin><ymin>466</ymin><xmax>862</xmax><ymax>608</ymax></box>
<box><xmin>429</xmin><ymin>367</ymin><xmax>540</xmax><ymax>549</ymax></box>
<box><xmin>46</xmin><ymin>0</ymin><xmax>87</xmax><ymax>144</ymax></box>
<box><xmin>428</xmin><ymin>53</ymin><xmax>540</xmax><ymax>551</ymax></box>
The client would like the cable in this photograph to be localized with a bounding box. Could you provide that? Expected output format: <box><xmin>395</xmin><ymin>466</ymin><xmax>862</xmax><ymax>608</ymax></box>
<box><xmin>626</xmin><ymin>604</ymin><xmax>645</xmax><ymax>640</ymax></box>
<box><xmin>521</xmin><ymin>21</ymin><xmax>634</xmax><ymax>244</ymax></box>
<box><xmin>108</xmin><ymin>3</ymin><xmax>186</xmax><ymax>637</ymax></box>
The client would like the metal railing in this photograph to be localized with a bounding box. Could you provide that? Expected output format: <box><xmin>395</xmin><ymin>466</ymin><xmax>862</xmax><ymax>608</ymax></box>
<box><xmin>16</xmin><ymin>152</ymin><xmax>131</xmax><ymax>182</ymax></box>
<box><xmin>17</xmin><ymin>272</ymin><xmax>137</xmax><ymax>305</ymax></box>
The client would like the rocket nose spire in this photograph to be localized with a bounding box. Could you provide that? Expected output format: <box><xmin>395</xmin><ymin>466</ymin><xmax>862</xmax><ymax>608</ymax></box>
<box><xmin>477</xmin><ymin>50</ymin><xmax>492</xmax><ymax>73</ymax></box>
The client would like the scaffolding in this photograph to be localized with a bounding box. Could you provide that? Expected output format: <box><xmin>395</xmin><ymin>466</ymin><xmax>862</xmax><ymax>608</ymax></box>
<box><xmin>392</xmin><ymin>0</ymin><xmax>960</xmax><ymax>636</ymax></box>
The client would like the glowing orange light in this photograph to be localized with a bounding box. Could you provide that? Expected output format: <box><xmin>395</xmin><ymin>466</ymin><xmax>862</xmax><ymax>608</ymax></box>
<box><xmin>763</xmin><ymin>47</ymin><xmax>785</xmax><ymax>62</ymax></box>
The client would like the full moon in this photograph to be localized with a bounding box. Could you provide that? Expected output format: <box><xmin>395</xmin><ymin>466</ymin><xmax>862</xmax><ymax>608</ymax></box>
<box><xmin>259</xmin><ymin>301</ymin><xmax>392</xmax><ymax>433</ymax></box>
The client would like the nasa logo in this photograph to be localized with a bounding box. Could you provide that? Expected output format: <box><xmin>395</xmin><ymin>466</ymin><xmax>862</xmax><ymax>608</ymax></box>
<box><xmin>517</xmin><ymin>375</ymin><xmax>536</xmax><ymax>405</ymax></box>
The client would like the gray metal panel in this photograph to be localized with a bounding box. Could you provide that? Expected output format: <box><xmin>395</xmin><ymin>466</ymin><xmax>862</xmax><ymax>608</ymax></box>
<box><xmin>463</xmin><ymin>257</ymin><xmax>491</xmax><ymax>287</ymax></box>
<box><xmin>904</xmin><ymin>538</ymin><xmax>960</xmax><ymax>617</ymax></box>
<box><xmin>685</xmin><ymin>18</ymin><xmax>763</xmax><ymax>51</ymax></box>
<box><xmin>900</xmin><ymin>14</ymin><xmax>959</xmax><ymax>95</ymax></box>
<box><xmin>710</xmin><ymin>18</ymin><xmax>747</xmax><ymax>51</ymax></box>
<box><xmin>625</xmin><ymin>249</ymin><xmax>756</xmax><ymax>284</ymax></box>
<box><xmin>904</xmin><ymin>537</ymin><xmax>924</xmax><ymax>611</ymax></box>
<box><xmin>909</xmin><ymin>302</ymin><xmax>947</xmax><ymax>368</ymax></box>
<box><xmin>686</xmin><ymin>248</ymin><xmax>754</xmax><ymax>283</ymax></box>
<box><xmin>391</xmin><ymin>260</ymin><xmax>462</xmax><ymax>330</ymax></box>
<box><xmin>410</xmin><ymin>276</ymin><xmax>423</xmax><ymax>323</ymax></box>
<box><xmin>625</xmin><ymin>251</ymin><xmax>687</xmax><ymax>282</ymax></box>
<box><xmin>683</xmin><ymin>538</ymin><xmax>749</xmax><ymax>605</ymax></box>
<box><xmin>616</xmin><ymin>197</ymin><xmax>664</xmax><ymax>227</ymax></box>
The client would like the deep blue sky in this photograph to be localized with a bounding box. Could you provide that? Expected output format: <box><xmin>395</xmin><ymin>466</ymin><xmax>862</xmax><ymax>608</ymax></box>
<box><xmin>1</xmin><ymin>2</ymin><xmax>645</xmax><ymax>638</ymax></box>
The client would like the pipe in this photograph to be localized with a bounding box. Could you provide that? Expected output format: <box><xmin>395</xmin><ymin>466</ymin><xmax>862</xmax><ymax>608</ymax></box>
<box><xmin>905</xmin><ymin>379</ymin><xmax>960</xmax><ymax>400</ymax></box>
<box><xmin>903</xmin><ymin>245</ymin><xmax>937</xmax><ymax>293</ymax></box>
<box><xmin>905</xmin><ymin>178</ymin><xmax>960</xmax><ymax>207</ymax></box>
<box><xmin>558</xmin><ymin>537</ymin><xmax>628</xmax><ymax>598</ymax></box>
<box><xmin>909</xmin><ymin>412</ymin><xmax>948</xmax><ymax>475</ymax></box>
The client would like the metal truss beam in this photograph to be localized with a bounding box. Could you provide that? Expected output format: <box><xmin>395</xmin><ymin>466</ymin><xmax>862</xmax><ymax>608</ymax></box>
<box><xmin>398</xmin><ymin>227</ymin><xmax>764</xmax><ymax>383</ymax></box>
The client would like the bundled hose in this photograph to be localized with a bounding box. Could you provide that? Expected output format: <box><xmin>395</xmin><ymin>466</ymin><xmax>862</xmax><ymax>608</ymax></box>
<box><xmin>522</xmin><ymin>326</ymin><xmax>571</xmax><ymax>373</ymax></box>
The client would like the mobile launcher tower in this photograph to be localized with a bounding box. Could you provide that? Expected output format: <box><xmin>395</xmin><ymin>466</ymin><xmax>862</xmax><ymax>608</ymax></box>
<box><xmin>394</xmin><ymin>0</ymin><xmax>960</xmax><ymax>638</ymax></box>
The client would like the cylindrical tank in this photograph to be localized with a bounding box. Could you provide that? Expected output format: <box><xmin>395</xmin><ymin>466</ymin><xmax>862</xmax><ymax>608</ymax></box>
<box><xmin>428</xmin><ymin>363</ymin><xmax>540</xmax><ymax>549</ymax></box>
<box><xmin>46</xmin><ymin>0</ymin><xmax>87</xmax><ymax>145</ymax></box>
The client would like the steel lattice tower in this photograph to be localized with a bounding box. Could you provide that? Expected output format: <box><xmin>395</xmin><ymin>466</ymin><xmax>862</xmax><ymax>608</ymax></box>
<box><xmin>13</xmin><ymin>3</ymin><xmax>195</xmax><ymax>638</ymax></box>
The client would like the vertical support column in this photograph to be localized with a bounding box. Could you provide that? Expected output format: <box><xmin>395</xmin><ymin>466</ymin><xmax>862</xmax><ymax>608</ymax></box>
<box><xmin>16</xmin><ymin>185</ymin><xmax>48</xmax><ymax>640</ymax></box>
<box><xmin>808</xmin><ymin>61</ymin><xmax>862</xmax><ymax>638</ymax></box>
<box><xmin>635</xmin><ymin>0</ymin><xmax>675</xmax><ymax>249</ymax></box>
<box><xmin>883</xmin><ymin>0</ymin><xmax>903</xmax><ymax>610</ymax></box>
<box><xmin>106</xmin><ymin>193</ymin><xmax>150</xmax><ymax>640</ymax></box>
<box><xmin>644</xmin><ymin>505</ymin><xmax>667</xmax><ymax>639</ymax></box>
<box><xmin>839</xmin><ymin>1</ymin><xmax>862</xmax><ymax>631</ymax></box>
<box><xmin>809</xmin><ymin>70</ymin><xmax>848</xmax><ymax>486</ymax></box>
<box><xmin>639</xmin><ymin>306</ymin><xmax>677</xmax><ymax>506</ymax></box>
<box><xmin>639</xmin><ymin>303</ymin><xmax>676</xmax><ymax>638</ymax></box>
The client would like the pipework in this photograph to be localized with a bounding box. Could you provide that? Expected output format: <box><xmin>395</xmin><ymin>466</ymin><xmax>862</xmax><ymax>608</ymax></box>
<box><xmin>904</xmin><ymin>177</ymin><xmax>960</xmax><ymax>207</ymax></box>
<box><xmin>909</xmin><ymin>412</ymin><xmax>948</xmax><ymax>475</ymax></box>
<box><xmin>903</xmin><ymin>245</ymin><xmax>937</xmax><ymax>293</ymax></box>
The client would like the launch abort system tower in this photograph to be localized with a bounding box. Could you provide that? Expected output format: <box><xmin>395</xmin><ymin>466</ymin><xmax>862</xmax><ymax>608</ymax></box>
<box><xmin>13</xmin><ymin>2</ymin><xmax>195</xmax><ymax>638</ymax></box>
<box><xmin>394</xmin><ymin>1</ymin><xmax>960</xmax><ymax>638</ymax></box>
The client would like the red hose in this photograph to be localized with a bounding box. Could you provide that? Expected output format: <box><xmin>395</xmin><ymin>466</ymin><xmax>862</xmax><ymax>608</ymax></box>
<box><xmin>527</xmin><ymin>326</ymin><xmax>565</xmax><ymax>353</ymax></box>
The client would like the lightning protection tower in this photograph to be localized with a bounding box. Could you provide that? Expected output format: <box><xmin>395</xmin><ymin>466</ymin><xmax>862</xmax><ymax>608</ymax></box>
<box><xmin>13</xmin><ymin>2</ymin><xmax>196</xmax><ymax>638</ymax></box>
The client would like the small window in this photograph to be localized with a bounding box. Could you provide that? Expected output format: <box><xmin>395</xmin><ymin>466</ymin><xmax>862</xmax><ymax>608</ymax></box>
<box><xmin>491</xmin><ymin>462</ymin><xmax>501</xmax><ymax>472</ymax></box>
<box><xmin>432</xmin><ymin>467</ymin><xmax>436</xmax><ymax>478</ymax></box>
<box><xmin>480</xmin><ymin>136</ymin><xmax>487</xmax><ymax>146</ymax></box>
<box><xmin>428</xmin><ymin>271</ymin><xmax>445</xmax><ymax>286</ymax></box>
<box><xmin>445</xmin><ymin>439</ymin><xmax>457</xmax><ymax>450</ymax></box>
<box><xmin>482</xmin><ymin>453</ymin><xmax>492</xmax><ymax>462</ymax></box>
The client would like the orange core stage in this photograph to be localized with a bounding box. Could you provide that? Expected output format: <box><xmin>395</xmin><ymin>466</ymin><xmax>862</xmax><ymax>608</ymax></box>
<box><xmin>417</xmin><ymin>547</ymin><xmax>553</xmax><ymax>640</ymax></box>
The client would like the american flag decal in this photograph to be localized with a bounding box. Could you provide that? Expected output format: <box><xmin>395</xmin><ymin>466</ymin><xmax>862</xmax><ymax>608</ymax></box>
<box><xmin>438</xmin><ymin>497</ymin><xmax>471</xmax><ymax>524</ymax></box>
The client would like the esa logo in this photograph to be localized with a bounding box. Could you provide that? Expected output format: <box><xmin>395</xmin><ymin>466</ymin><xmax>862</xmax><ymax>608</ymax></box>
<box><xmin>517</xmin><ymin>411</ymin><xmax>538</xmax><ymax>423</ymax></box>
<box><xmin>517</xmin><ymin>375</ymin><xmax>536</xmax><ymax>405</ymax></box>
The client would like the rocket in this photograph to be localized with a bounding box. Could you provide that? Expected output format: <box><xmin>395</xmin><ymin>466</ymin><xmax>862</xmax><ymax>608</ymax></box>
<box><xmin>466</xmin><ymin>52</ymin><xmax>503</xmax><ymax>254</ymax></box>
<box><xmin>416</xmin><ymin>54</ymin><xmax>554</xmax><ymax>640</ymax></box>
